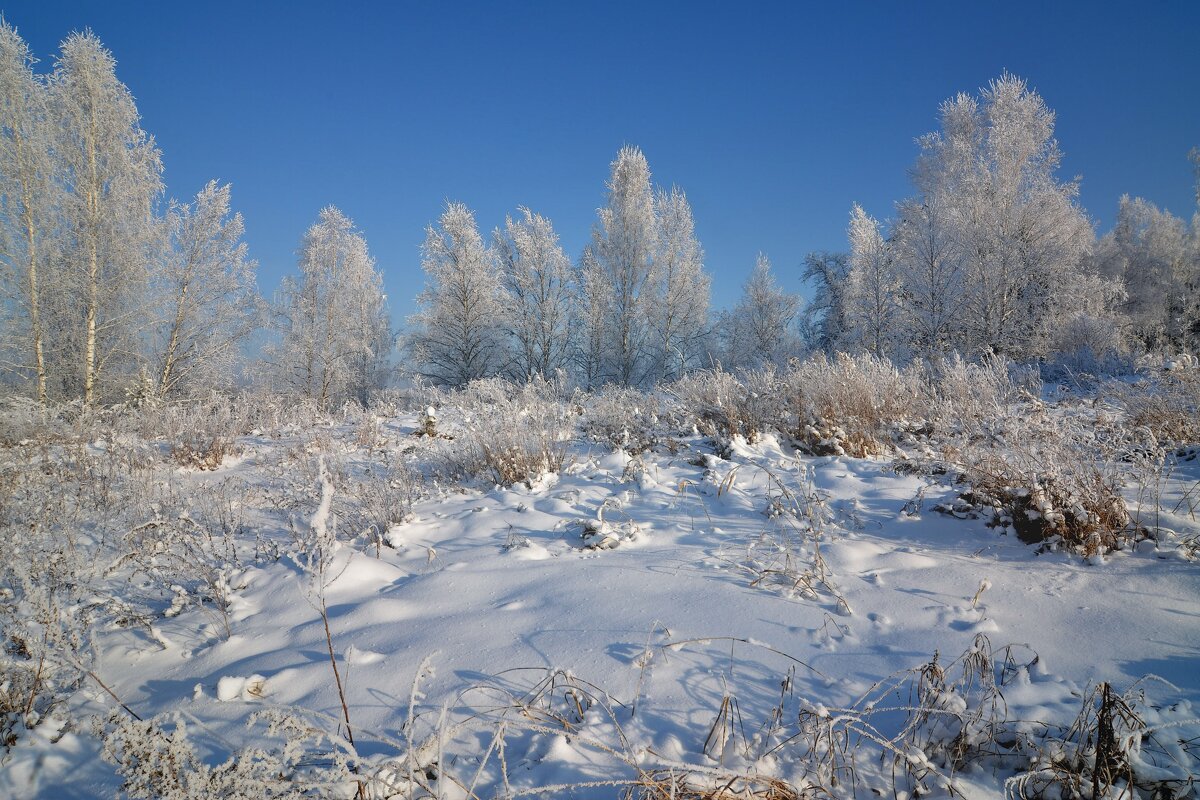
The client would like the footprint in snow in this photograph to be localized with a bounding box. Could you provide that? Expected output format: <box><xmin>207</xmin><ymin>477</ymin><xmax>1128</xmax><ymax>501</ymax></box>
<box><xmin>934</xmin><ymin>603</ymin><xmax>1000</xmax><ymax>634</ymax></box>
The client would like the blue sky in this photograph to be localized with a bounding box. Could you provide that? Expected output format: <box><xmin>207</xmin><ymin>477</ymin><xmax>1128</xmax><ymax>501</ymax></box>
<box><xmin>5</xmin><ymin>1</ymin><xmax>1199</xmax><ymax>320</ymax></box>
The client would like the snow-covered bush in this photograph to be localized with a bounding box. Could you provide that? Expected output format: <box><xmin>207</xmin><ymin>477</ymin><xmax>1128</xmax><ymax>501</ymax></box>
<box><xmin>925</xmin><ymin>353</ymin><xmax>1038</xmax><ymax>436</ymax></box>
<box><xmin>578</xmin><ymin>386</ymin><xmax>672</xmax><ymax>454</ymax></box>
<box><xmin>723</xmin><ymin>461</ymin><xmax>847</xmax><ymax>610</ymax></box>
<box><xmin>0</xmin><ymin>456</ymin><xmax>103</xmax><ymax>748</ymax></box>
<box><xmin>116</xmin><ymin>481</ymin><xmax>252</xmax><ymax>640</ymax></box>
<box><xmin>159</xmin><ymin>400</ymin><xmax>246</xmax><ymax>470</ymax></box>
<box><xmin>940</xmin><ymin>404</ymin><xmax>1137</xmax><ymax>555</ymax></box>
<box><xmin>0</xmin><ymin>396</ymin><xmax>52</xmax><ymax>446</ymax></box>
<box><xmin>231</xmin><ymin>390</ymin><xmax>325</xmax><ymax>437</ymax></box>
<box><xmin>783</xmin><ymin>352</ymin><xmax>926</xmax><ymax>457</ymax></box>
<box><xmin>439</xmin><ymin>376</ymin><xmax>573</xmax><ymax>487</ymax></box>
<box><xmin>1007</xmin><ymin>680</ymin><xmax>1200</xmax><ymax>800</ymax></box>
<box><xmin>671</xmin><ymin>355</ymin><xmax>927</xmax><ymax>456</ymax></box>
<box><xmin>103</xmin><ymin>710</ymin><xmax>353</xmax><ymax>799</ymax></box>
<box><xmin>1113</xmin><ymin>368</ymin><xmax>1200</xmax><ymax>447</ymax></box>
<box><xmin>0</xmin><ymin>568</ymin><xmax>93</xmax><ymax>750</ymax></box>
<box><xmin>104</xmin><ymin>659</ymin><xmax>459</xmax><ymax>800</ymax></box>
<box><xmin>670</xmin><ymin>366</ymin><xmax>787</xmax><ymax>445</ymax></box>
<box><xmin>78</xmin><ymin>394</ymin><xmax>254</xmax><ymax>470</ymax></box>
<box><xmin>1043</xmin><ymin>313</ymin><xmax>1133</xmax><ymax>380</ymax></box>
<box><xmin>337</xmin><ymin>449</ymin><xmax>421</xmax><ymax>549</ymax></box>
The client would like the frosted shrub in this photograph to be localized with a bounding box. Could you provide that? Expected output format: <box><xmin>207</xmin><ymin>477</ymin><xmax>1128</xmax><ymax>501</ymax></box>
<box><xmin>1114</xmin><ymin>368</ymin><xmax>1200</xmax><ymax>447</ymax></box>
<box><xmin>579</xmin><ymin>386</ymin><xmax>669</xmax><ymax>454</ymax></box>
<box><xmin>104</xmin><ymin>394</ymin><xmax>251</xmax><ymax>469</ymax></box>
<box><xmin>783</xmin><ymin>353</ymin><xmax>926</xmax><ymax>457</ymax></box>
<box><xmin>338</xmin><ymin>450</ymin><xmax>421</xmax><ymax>548</ymax></box>
<box><xmin>398</xmin><ymin>376</ymin><xmax>451</xmax><ymax>417</ymax></box>
<box><xmin>116</xmin><ymin>482</ymin><xmax>251</xmax><ymax>640</ymax></box>
<box><xmin>443</xmin><ymin>376</ymin><xmax>573</xmax><ymax>487</ymax></box>
<box><xmin>0</xmin><ymin>396</ymin><xmax>50</xmax><ymax>445</ymax></box>
<box><xmin>103</xmin><ymin>710</ymin><xmax>351</xmax><ymax>799</ymax></box>
<box><xmin>0</xmin><ymin>460</ymin><xmax>100</xmax><ymax>746</ymax></box>
<box><xmin>236</xmin><ymin>391</ymin><xmax>325</xmax><ymax>437</ymax></box>
<box><xmin>0</xmin><ymin>399</ymin><xmax>128</xmax><ymax>451</ymax></box>
<box><xmin>1006</xmin><ymin>680</ymin><xmax>1199</xmax><ymax>800</ymax></box>
<box><xmin>670</xmin><ymin>366</ymin><xmax>787</xmax><ymax>445</ymax></box>
<box><xmin>725</xmin><ymin>461</ymin><xmax>848</xmax><ymax>610</ymax></box>
<box><xmin>105</xmin><ymin>659</ymin><xmax>457</xmax><ymax>800</ymax></box>
<box><xmin>926</xmin><ymin>353</ymin><xmax>1037</xmax><ymax>436</ymax></box>
<box><xmin>268</xmin><ymin>437</ymin><xmax>417</xmax><ymax>553</ymax></box>
<box><xmin>941</xmin><ymin>406</ymin><xmax>1135</xmax><ymax>555</ymax></box>
<box><xmin>0</xmin><ymin>570</ymin><xmax>93</xmax><ymax>749</ymax></box>
<box><xmin>1044</xmin><ymin>313</ymin><xmax>1132</xmax><ymax>379</ymax></box>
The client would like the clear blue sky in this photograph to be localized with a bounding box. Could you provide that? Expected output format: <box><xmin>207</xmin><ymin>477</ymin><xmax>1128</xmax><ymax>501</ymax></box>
<box><xmin>5</xmin><ymin>1</ymin><xmax>1199</xmax><ymax>320</ymax></box>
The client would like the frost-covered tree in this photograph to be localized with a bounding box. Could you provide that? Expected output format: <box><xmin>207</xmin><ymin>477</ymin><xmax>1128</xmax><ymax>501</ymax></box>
<box><xmin>722</xmin><ymin>253</ymin><xmax>802</xmax><ymax>368</ymax></box>
<box><xmin>651</xmin><ymin>187</ymin><xmax>710</xmax><ymax>382</ymax></box>
<box><xmin>1190</xmin><ymin>146</ymin><xmax>1200</xmax><ymax>209</ymax></box>
<box><xmin>580</xmin><ymin>146</ymin><xmax>659</xmax><ymax>388</ymax></box>
<box><xmin>0</xmin><ymin>20</ymin><xmax>56</xmax><ymax>402</ymax></box>
<box><xmin>1094</xmin><ymin>195</ymin><xmax>1197</xmax><ymax>351</ymax></box>
<box><xmin>1048</xmin><ymin>270</ymin><xmax>1129</xmax><ymax>362</ymax></box>
<box><xmin>493</xmin><ymin>207</ymin><xmax>573</xmax><ymax>381</ymax></box>
<box><xmin>800</xmin><ymin>251</ymin><xmax>850</xmax><ymax>353</ymax></box>
<box><xmin>892</xmin><ymin>194</ymin><xmax>963</xmax><ymax>359</ymax></box>
<box><xmin>275</xmin><ymin>207</ymin><xmax>390</xmax><ymax>407</ymax></box>
<box><xmin>921</xmin><ymin>75</ymin><xmax>1093</xmax><ymax>358</ymax></box>
<box><xmin>153</xmin><ymin>181</ymin><xmax>261</xmax><ymax>399</ymax></box>
<box><xmin>49</xmin><ymin>30</ymin><xmax>163</xmax><ymax>404</ymax></box>
<box><xmin>409</xmin><ymin>202</ymin><xmax>506</xmax><ymax>386</ymax></box>
<box><xmin>574</xmin><ymin>245</ymin><xmax>611</xmax><ymax>389</ymax></box>
<box><xmin>843</xmin><ymin>204</ymin><xmax>901</xmax><ymax>359</ymax></box>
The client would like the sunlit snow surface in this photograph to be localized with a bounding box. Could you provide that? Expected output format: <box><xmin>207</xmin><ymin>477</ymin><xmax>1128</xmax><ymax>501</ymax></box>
<box><xmin>6</xmin><ymin>414</ymin><xmax>1199</xmax><ymax>799</ymax></box>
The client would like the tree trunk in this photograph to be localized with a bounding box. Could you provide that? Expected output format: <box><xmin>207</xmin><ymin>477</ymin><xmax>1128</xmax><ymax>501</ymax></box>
<box><xmin>83</xmin><ymin>111</ymin><xmax>100</xmax><ymax>406</ymax></box>
<box><xmin>158</xmin><ymin>279</ymin><xmax>190</xmax><ymax>398</ymax></box>
<box><xmin>16</xmin><ymin>130</ymin><xmax>47</xmax><ymax>406</ymax></box>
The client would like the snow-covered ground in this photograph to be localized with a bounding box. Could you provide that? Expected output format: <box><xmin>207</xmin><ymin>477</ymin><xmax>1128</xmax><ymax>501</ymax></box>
<box><xmin>3</xmin><ymin>389</ymin><xmax>1199</xmax><ymax>799</ymax></box>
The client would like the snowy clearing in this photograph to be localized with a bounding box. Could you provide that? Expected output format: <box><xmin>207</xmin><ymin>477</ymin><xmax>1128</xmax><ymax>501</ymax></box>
<box><xmin>3</xmin><ymin>369</ymin><xmax>1199</xmax><ymax>799</ymax></box>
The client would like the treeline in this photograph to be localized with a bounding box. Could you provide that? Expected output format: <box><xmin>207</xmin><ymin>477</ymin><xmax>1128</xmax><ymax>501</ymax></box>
<box><xmin>2</xmin><ymin>23</ymin><xmax>1198</xmax><ymax>410</ymax></box>
<box><xmin>0</xmin><ymin>22</ymin><xmax>391</xmax><ymax>408</ymax></box>
<box><xmin>407</xmin><ymin>75</ymin><xmax>1200</xmax><ymax>387</ymax></box>
<box><xmin>806</xmin><ymin>75</ymin><xmax>1200</xmax><ymax>364</ymax></box>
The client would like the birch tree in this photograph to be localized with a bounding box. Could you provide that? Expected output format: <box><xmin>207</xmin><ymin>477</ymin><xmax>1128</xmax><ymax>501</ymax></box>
<box><xmin>922</xmin><ymin>75</ymin><xmax>1092</xmax><ymax>358</ymax></box>
<box><xmin>494</xmin><ymin>207</ymin><xmax>573</xmax><ymax>381</ymax></box>
<box><xmin>651</xmin><ymin>187</ymin><xmax>710</xmax><ymax>381</ymax></box>
<box><xmin>153</xmin><ymin>181</ymin><xmax>261</xmax><ymax>398</ymax></box>
<box><xmin>723</xmin><ymin>253</ymin><xmax>801</xmax><ymax>368</ymax></box>
<box><xmin>801</xmin><ymin>251</ymin><xmax>850</xmax><ymax>354</ymax></box>
<box><xmin>0</xmin><ymin>20</ymin><xmax>55</xmax><ymax>402</ymax></box>
<box><xmin>574</xmin><ymin>246</ymin><xmax>611</xmax><ymax>389</ymax></box>
<box><xmin>892</xmin><ymin>195</ymin><xmax>962</xmax><ymax>359</ymax></box>
<box><xmin>276</xmin><ymin>207</ymin><xmax>390</xmax><ymax>407</ymax></box>
<box><xmin>844</xmin><ymin>204</ymin><xmax>901</xmax><ymax>359</ymax></box>
<box><xmin>1095</xmin><ymin>196</ymin><xmax>1196</xmax><ymax>351</ymax></box>
<box><xmin>409</xmin><ymin>202</ymin><xmax>506</xmax><ymax>386</ymax></box>
<box><xmin>49</xmin><ymin>30</ymin><xmax>162</xmax><ymax>404</ymax></box>
<box><xmin>582</xmin><ymin>146</ymin><xmax>659</xmax><ymax>388</ymax></box>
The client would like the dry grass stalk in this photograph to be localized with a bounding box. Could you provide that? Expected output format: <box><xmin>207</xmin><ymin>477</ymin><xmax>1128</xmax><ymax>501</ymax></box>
<box><xmin>624</xmin><ymin>770</ymin><xmax>803</xmax><ymax>800</ymax></box>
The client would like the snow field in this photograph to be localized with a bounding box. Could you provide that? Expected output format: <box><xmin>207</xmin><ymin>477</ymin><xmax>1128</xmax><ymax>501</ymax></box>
<box><xmin>2</xmin><ymin>391</ymin><xmax>1197</xmax><ymax>798</ymax></box>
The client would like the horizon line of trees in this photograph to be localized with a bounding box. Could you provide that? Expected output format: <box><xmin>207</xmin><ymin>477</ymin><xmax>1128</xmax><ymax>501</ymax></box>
<box><xmin>0</xmin><ymin>21</ymin><xmax>393</xmax><ymax>410</ymax></box>
<box><xmin>803</xmin><ymin>74</ymin><xmax>1200</xmax><ymax>365</ymax></box>
<box><xmin>4</xmin><ymin>22</ymin><xmax>1199</xmax><ymax>410</ymax></box>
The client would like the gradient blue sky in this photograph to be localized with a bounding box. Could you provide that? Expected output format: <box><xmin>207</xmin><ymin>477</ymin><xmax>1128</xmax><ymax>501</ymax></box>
<box><xmin>5</xmin><ymin>1</ymin><xmax>1199</xmax><ymax>320</ymax></box>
